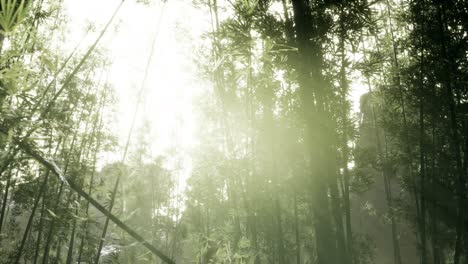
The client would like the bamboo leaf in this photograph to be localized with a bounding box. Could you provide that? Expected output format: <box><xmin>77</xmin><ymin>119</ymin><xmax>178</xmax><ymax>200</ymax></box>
<box><xmin>46</xmin><ymin>209</ymin><xmax>57</xmax><ymax>218</ymax></box>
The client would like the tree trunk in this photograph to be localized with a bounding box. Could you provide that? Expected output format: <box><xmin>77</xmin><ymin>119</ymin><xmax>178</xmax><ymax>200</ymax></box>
<box><xmin>294</xmin><ymin>192</ymin><xmax>300</xmax><ymax>264</ymax></box>
<box><xmin>418</xmin><ymin>33</ymin><xmax>428</xmax><ymax>264</ymax></box>
<box><xmin>33</xmin><ymin>192</ymin><xmax>46</xmax><ymax>264</ymax></box>
<box><xmin>14</xmin><ymin>171</ymin><xmax>50</xmax><ymax>264</ymax></box>
<box><xmin>291</xmin><ymin>1</ymin><xmax>337</xmax><ymax>264</ymax></box>
<box><xmin>0</xmin><ymin>169</ymin><xmax>13</xmax><ymax>237</ymax></box>
<box><xmin>435</xmin><ymin>3</ymin><xmax>466</xmax><ymax>263</ymax></box>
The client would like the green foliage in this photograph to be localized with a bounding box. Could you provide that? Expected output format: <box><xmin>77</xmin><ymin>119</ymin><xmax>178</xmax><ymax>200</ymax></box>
<box><xmin>0</xmin><ymin>0</ymin><xmax>31</xmax><ymax>33</ymax></box>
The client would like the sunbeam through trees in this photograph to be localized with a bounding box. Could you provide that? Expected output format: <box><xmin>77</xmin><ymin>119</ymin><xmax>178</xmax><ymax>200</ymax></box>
<box><xmin>0</xmin><ymin>0</ymin><xmax>467</xmax><ymax>263</ymax></box>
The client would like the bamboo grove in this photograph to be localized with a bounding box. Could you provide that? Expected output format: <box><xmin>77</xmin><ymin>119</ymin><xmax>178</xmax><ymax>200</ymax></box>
<box><xmin>0</xmin><ymin>0</ymin><xmax>467</xmax><ymax>263</ymax></box>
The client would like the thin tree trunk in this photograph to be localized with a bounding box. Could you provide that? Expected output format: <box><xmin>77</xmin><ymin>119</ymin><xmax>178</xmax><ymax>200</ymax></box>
<box><xmin>384</xmin><ymin>140</ymin><xmax>403</xmax><ymax>264</ymax></box>
<box><xmin>429</xmin><ymin>113</ymin><xmax>441</xmax><ymax>264</ymax></box>
<box><xmin>329</xmin><ymin>172</ymin><xmax>348</xmax><ymax>264</ymax></box>
<box><xmin>55</xmin><ymin>241</ymin><xmax>63</xmax><ymax>263</ymax></box>
<box><xmin>33</xmin><ymin>192</ymin><xmax>47</xmax><ymax>264</ymax></box>
<box><xmin>274</xmin><ymin>196</ymin><xmax>285</xmax><ymax>264</ymax></box>
<box><xmin>65</xmin><ymin>204</ymin><xmax>79</xmax><ymax>264</ymax></box>
<box><xmin>362</xmin><ymin>31</ymin><xmax>403</xmax><ymax>264</ymax></box>
<box><xmin>384</xmin><ymin>5</ymin><xmax>420</xmax><ymax>255</ymax></box>
<box><xmin>0</xmin><ymin>169</ymin><xmax>13</xmax><ymax>237</ymax></box>
<box><xmin>294</xmin><ymin>192</ymin><xmax>300</xmax><ymax>264</ymax></box>
<box><xmin>418</xmin><ymin>32</ymin><xmax>428</xmax><ymax>264</ymax></box>
<box><xmin>77</xmin><ymin>85</ymin><xmax>107</xmax><ymax>263</ymax></box>
<box><xmin>41</xmin><ymin>127</ymin><xmax>79</xmax><ymax>263</ymax></box>
<box><xmin>95</xmin><ymin>175</ymin><xmax>120</xmax><ymax>264</ymax></box>
<box><xmin>42</xmin><ymin>97</ymin><xmax>89</xmax><ymax>263</ymax></box>
<box><xmin>435</xmin><ymin>3</ymin><xmax>466</xmax><ymax>263</ymax></box>
<box><xmin>14</xmin><ymin>171</ymin><xmax>51</xmax><ymax>264</ymax></box>
<box><xmin>41</xmin><ymin>182</ymin><xmax>64</xmax><ymax>264</ymax></box>
<box><xmin>338</xmin><ymin>5</ymin><xmax>353</xmax><ymax>261</ymax></box>
<box><xmin>64</xmin><ymin>98</ymin><xmax>97</xmax><ymax>263</ymax></box>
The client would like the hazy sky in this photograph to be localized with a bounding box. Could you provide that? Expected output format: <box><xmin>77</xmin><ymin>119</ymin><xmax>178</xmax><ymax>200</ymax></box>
<box><xmin>63</xmin><ymin>0</ymin><xmax>209</xmax><ymax>164</ymax></box>
<box><xmin>60</xmin><ymin>0</ymin><xmax>214</xmax><ymax>197</ymax></box>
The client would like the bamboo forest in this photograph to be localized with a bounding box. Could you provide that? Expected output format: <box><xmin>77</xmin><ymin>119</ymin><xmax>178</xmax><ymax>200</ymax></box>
<box><xmin>1</xmin><ymin>0</ymin><xmax>468</xmax><ymax>263</ymax></box>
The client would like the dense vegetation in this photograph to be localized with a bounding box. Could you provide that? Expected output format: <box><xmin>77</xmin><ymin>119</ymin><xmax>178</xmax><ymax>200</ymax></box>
<box><xmin>0</xmin><ymin>0</ymin><xmax>467</xmax><ymax>263</ymax></box>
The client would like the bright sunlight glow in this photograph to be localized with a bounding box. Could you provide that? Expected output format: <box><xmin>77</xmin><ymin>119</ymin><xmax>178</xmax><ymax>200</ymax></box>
<box><xmin>62</xmin><ymin>0</ymin><xmax>212</xmax><ymax>193</ymax></box>
<box><xmin>62</xmin><ymin>0</ymin><xmax>367</xmax><ymax>194</ymax></box>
